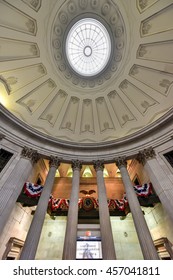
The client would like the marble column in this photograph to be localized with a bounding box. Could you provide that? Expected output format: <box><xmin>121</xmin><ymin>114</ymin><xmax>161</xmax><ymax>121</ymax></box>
<box><xmin>115</xmin><ymin>157</ymin><xmax>159</xmax><ymax>260</ymax></box>
<box><xmin>0</xmin><ymin>146</ymin><xmax>39</xmax><ymax>237</ymax></box>
<box><xmin>62</xmin><ymin>160</ymin><xmax>82</xmax><ymax>260</ymax></box>
<box><xmin>137</xmin><ymin>147</ymin><xmax>173</xmax><ymax>223</ymax></box>
<box><xmin>20</xmin><ymin>156</ymin><xmax>60</xmax><ymax>260</ymax></box>
<box><xmin>94</xmin><ymin>160</ymin><xmax>116</xmax><ymax>260</ymax></box>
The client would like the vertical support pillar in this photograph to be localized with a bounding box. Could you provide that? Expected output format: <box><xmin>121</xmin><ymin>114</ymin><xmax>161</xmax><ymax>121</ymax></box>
<box><xmin>20</xmin><ymin>156</ymin><xmax>60</xmax><ymax>260</ymax></box>
<box><xmin>0</xmin><ymin>146</ymin><xmax>39</xmax><ymax>237</ymax></box>
<box><xmin>62</xmin><ymin>160</ymin><xmax>82</xmax><ymax>260</ymax></box>
<box><xmin>94</xmin><ymin>160</ymin><xmax>116</xmax><ymax>260</ymax></box>
<box><xmin>137</xmin><ymin>147</ymin><xmax>173</xmax><ymax>223</ymax></box>
<box><xmin>115</xmin><ymin>157</ymin><xmax>159</xmax><ymax>260</ymax></box>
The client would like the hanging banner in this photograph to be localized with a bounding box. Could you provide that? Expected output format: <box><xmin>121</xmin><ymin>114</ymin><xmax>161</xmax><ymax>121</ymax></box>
<box><xmin>134</xmin><ymin>183</ymin><xmax>153</xmax><ymax>197</ymax></box>
<box><xmin>108</xmin><ymin>195</ymin><xmax>128</xmax><ymax>211</ymax></box>
<box><xmin>48</xmin><ymin>197</ymin><xmax>69</xmax><ymax>211</ymax></box>
<box><xmin>23</xmin><ymin>182</ymin><xmax>43</xmax><ymax>198</ymax></box>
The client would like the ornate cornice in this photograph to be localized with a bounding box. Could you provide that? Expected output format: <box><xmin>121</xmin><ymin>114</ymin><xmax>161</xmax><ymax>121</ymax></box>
<box><xmin>115</xmin><ymin>157</ymin><xmax>127</xmax><ymax>169</ymax></box>
<box><xmin>93</xmin><ymin>160</ymin><xmax>104</xmax><ymax>171</ymax></box>
<box><xmin>136</xmin><ymin>147</ymin><xmax>156</xmax><ymax>165</ymax></box>
<box><xmin>21</xmin><ymin>146</ymin><xmax>39</xmax><ymax>163</ymax></box>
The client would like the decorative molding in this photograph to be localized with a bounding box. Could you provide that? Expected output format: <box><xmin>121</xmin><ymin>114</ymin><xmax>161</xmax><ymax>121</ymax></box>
<box><xmin>1</xmin><ymin>1</ymin><xmax>37</xmax><ymax>35</ymax></box>
<box><xmin>93</xmin><ymin>160</ymin><xmax>104</xmax><ymax>172</ymax></box>
<box><xmin>115</xmin><ymin>157</ymin><xmax>127</xmax><ymax>169</ymax></box>
<box><xmin>96</xmin><ymin>97</ymin><xmax>114</xmax><ymax>132</ymax></box>
<box><xmin>129</xmin><ymin>64</ymin><xmax>173</xmax><ymax>96</ymax></box>
<box><xmin>141</xmin><ymin>22</ymin><xmax>152</xmax><ymax>35</ymax></box>
<box><xmin>79</xmin><ymin>0</ymin><xmax>88</xmax><ymax>10</ymax></box>
<box><xmin>138</xmin><ymin>0</ymin><xmax>148</xmax><ymax>10</ymax></box>
<box><xmin>0</xmin><ymin>75</ymin><xmax>11</xmax><ymax>94</ymax></box>
<box><xmin>90</xmin><ymin>0</ymin><xmax>99</xmax><ymax>9</ymax></box>
<box><xmin>136</xmin><ymin>40</ymin><xmax>173</xmax><ymax>63</ymax></box>
<box><xmin>39</xmin><ymin>90</ymin><xmax>67</xmax><ymax>126</ymax></box>
<box><xmin>51</xmin><ymin>0</ymin><xmax>126</xmax><ymax>88</ymax></box>
<box><xmin>159</xmin><ymin>79</ymin><xmax>172</xmax><ymax>94</ymax></box>
<box><xmin>108</xmin><ymin>90</ymin><xmax>136</xmax><ymax>127</ymax></box>
<box><xmin>0</xmin><ymin>38</ymin><xmax>39</xmax><ymax>61</ymax></box>
<box><xmin>49</xmin><ymin>156</ymin><xmax>61</xmax><ymax>168</ymax></box>
<box><xmin>17</xmin><ymin>79</ymin><xmax>56</xmax><ymax>113</ymax></box>
<box><xmin>21</xmin><ymin>146</ymin><xmax>39</xmax><ymax>163</ymax></box>
<box><xmin>21</xmin><ymin>0</ymin><xmax>41</xmax><ymax>12</ymax></box>
<box><xmin>136</xmin><ymin>147</ymin><xmax>156</xmax><ymax>165</ymax></box>
<box><xmin>81</xmin><ymin>99</ymin><xmax>94</xmax><ymax>134</ymax></box>
<box><xmin>137</xmin><ymin>0</ymin><xmax>159</xmax><ymax>13</ymax></box>
<box><xmin>119</xmin><ymin>79</ymin><xmax>158</xmax><ymax>115</ymax></box>
<box><xmin>1</xmin><ymin>63</ymin><xmax>46</xmax><ymax>94</ymax></box>
<box><xmin>60</xmin><ymin>96</ymin><xmax>80</xmax><ymax>132</ymax></box>
<box><xmin>71</xmin><ymin>159</ymin><xmax>82</xmax><ymax>171</ymax></box>
<box><xmin>141</xmin><ymin>4</ymin><xmax>173</xmax><ymax>37</ymax></box>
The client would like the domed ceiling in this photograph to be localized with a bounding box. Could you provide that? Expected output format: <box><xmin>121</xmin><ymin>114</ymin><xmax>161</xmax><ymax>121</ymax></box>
<box><xmin>0</xmin><ymin>0</ymin><xmax>173</xmax><ymax>144</ymax></box>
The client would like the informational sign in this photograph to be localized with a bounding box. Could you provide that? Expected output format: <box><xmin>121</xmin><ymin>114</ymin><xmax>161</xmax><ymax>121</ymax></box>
<box><xmin>76</xmin><ymin>240</ymin><xmax>102</xmax><ymax>260</ymax></box>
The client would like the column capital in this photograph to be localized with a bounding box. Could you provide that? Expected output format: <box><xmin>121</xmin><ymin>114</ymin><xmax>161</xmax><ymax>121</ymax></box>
<box><xmin>136</xmin><ymin>147</ymin><xmax>156</xmax><ymax>165</ymax></box>
<box><xmin>71</xmin><ymin>159</ymin><xmax>82</xmax><ymax>171</ymax></box>
<box><xmin>21</xmin><ymin>146</ymin><xmax>39</xmax><ymax>164</ymax></box>
<box><xmin>93</xmin><ymin>160</ymin><xmax>104</xmax><ymax>171</ymax></box>
<box><xmin>49</xmin><ymin>156</ymin><xmax>61</xmax><ymax>168</ymax></box>
<box><xmin>115</xmin><ymin>157</ymin><xmax>127</xmax><ymax>169</ymax></box>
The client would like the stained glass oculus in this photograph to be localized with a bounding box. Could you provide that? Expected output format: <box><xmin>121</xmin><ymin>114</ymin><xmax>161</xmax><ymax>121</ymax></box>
<box><xmin>65</xmin><ymin>18</ymin><xmax>111</xmax><ymax>77</ymax></box>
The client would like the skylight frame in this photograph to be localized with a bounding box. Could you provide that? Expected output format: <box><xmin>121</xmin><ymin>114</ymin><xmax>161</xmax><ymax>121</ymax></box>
<box><xmin>65</xmin><ymin>18</ymin><xmax>111</xmax><ymax>77</ymax></box>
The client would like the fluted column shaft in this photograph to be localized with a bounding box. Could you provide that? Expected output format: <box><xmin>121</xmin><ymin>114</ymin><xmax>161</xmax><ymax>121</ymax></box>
<box><xmin>62</xmin><ymin>160</ymin><xmax>82</xmax><ymax>260</ymax></box>
<box><xmin>137</xmin><ymin>147</ymin><xmax>173</xmax><ymax>223</ymax></box>
<box><xmin>94</xmin><ymin>160</ymin><xmax>116</xmax><ymax>260</ymax></box>
<box><xmin>0</xmin><ymin>147</ymin><xmax>39</xmax><ymax>237</ymax></box>
<box><xmin>115</xmin><ymin>157</ymin><xmax>159</xmax><ymax>260</ymax></box>
<box><xmin>20</xmin><ymin>156</ymin><xmax>60</xmax><ymax>260</ymax></box>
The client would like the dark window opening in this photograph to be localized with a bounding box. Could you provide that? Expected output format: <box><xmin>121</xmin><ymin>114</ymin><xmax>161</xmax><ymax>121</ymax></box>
<box><xmin>36</xmin><ymin>177</ymin><xmax>42</xmax><ymax>185</ymax></box>
<box><xmin>0</xmin><ymin>149</ymin><xmax>13</xmax><ymax>172</ymax></box>
<box><xmin>163</xmin><ymin>150</ymin><xmax>173</xmax><ymax>168</ymax></box>
<box><xmin>133</xmin><ymin>176</ymin><xmax>140</xmax><ymax>186</ymax></box>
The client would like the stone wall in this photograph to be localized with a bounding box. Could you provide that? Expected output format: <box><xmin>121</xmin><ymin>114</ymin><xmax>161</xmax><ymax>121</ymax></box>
<box><xmin>111</xmin><ymin>215</ymin><xmax>144</xmax><ymax>260</ymax></box>
<box><xmin>35</xmin><ymin>215</ymin><xmax>67</xmax><ymax>260</ymax></box>
<box><xmin>0</xmin><ymin>203</ymin><xmax>33</xmax><ymax>259</ymax></box>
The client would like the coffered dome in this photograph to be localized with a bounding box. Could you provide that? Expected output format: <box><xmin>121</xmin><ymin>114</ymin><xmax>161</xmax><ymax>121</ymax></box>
<box><xmin>0</xmin><ymin>0</ymin><xmax>173</xmax><ymax>145</ymax></box>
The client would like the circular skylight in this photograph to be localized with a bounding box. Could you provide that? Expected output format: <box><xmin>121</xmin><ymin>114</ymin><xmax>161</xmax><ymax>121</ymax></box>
<box><xmin>65</xmin><ymin>18</ymin><xmax>111</xmax><ymax>77</ymax></box>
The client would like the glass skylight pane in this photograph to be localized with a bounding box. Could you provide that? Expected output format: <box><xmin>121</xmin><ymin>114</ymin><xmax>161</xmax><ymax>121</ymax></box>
<box><xmin>66</xmin><ymin>18</ymin><xmax>111</xmax><ymax>77</ymax></box>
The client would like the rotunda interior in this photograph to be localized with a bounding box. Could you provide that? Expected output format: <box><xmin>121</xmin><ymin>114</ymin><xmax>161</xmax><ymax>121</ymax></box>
<box><xmin>0</xmin><ymin>0</ymin><xmax>173</xmax><ymax>260</ymax></box>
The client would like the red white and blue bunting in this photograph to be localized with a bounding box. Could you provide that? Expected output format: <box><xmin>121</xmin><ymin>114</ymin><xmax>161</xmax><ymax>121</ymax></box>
<box><xmin>23</xmin><ymin>182</ymin><xmax>43</xmax><ymax>198</ymax></box>
<box><xmin>22</xmin><ymin>182</ymin><xmax>154</xmax><ymax>211</ymax></box>
<box><xmin>133</xmin><ymin>183</ymin><xmax>153</xmax><ymax>197</ymax></box>
<box><xmin>107</xmin><ymin>194</ymin><xmax>128</xmax><ymax>212</ymax></box>
<box><xmin>48</xmin><ymin>196</ymin><xmax>69</xmax><ymax>211</ymax></box>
